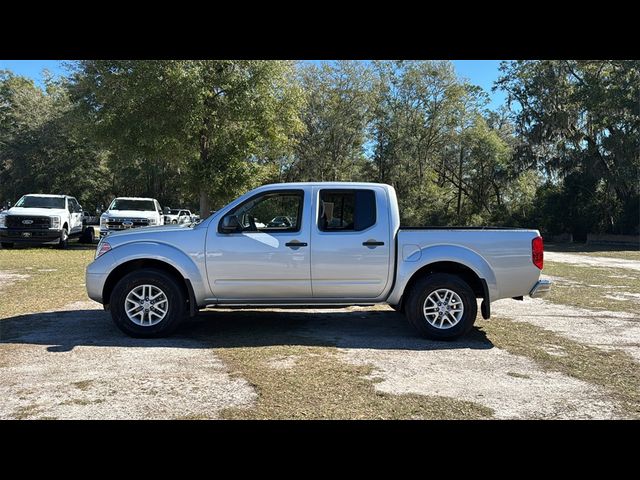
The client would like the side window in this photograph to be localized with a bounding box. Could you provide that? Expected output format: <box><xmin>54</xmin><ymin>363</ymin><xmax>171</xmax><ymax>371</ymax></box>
<box><xmin>228</xmin><ymin>191</ymin><xmax>303</xmax><ymax>233</ymax></box>
<box><xmin>67</xmin><ymin>199</ymin><xmax>74</xmax><ymax>213</ymax></box>
<box><xmin>318</xmin><ymin>189</ymin><xmax>376</xmax><ymax>232</ymax></box>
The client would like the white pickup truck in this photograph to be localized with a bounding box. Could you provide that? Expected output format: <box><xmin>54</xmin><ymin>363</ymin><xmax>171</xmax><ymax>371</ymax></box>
<box><xmin>100</xmin><ymin>197</ymin><xmax>165</xmax><ymax>238</ymax></box>
<box><xmin>164</xmin><ymin>209</ymin><xmax>195</xmax><ymax>225</ymax></box>
<box><xmin>86</xmin><ymin>182</ymin><xmax>551</xmax><ymax>339</ymax></box>
<box><xmin>0</xmin><ymin>193</ymin><xmax>92</xmax><ymax>248</ymax></box>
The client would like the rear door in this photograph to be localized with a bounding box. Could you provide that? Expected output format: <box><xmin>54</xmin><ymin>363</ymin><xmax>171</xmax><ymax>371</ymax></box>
<box><xmin>310</xmin><ymin>187</ymin><xmax>392</xmax><ymax>298</ymax></box>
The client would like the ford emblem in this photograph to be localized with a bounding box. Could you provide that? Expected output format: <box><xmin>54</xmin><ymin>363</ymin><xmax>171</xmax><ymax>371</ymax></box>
<box><xmin>22</xmin><ymin>219</ymin><xmax>34</xmax><ymax>225</ymax></box>
<box><xmin>123</xmin><ymin>221</ymin><xmax>134</xmax><ymax>227</ymax></box>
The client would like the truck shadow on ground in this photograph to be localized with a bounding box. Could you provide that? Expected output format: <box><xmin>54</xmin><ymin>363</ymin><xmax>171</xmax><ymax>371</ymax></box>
<box><xmin>0</xmin><ymin>308</ymin><xmax>494</xmax><ymax>352</ymax></box>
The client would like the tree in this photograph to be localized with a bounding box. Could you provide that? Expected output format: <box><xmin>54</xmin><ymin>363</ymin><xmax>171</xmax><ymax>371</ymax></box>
<box><xmin>70</xmin><ymin>60</ymin><xmax>304</xmax><ymax>216</ymax></box>
<box><xmin>496</xmin><ymin>60</ymin><xmax>640</xmax><ymax>236</ymax></box>
<box><xmin>287</xmin><ymin>61</ymin><xmax>374</xmax><ymax>182</ymax></box>
<box><xmin>0</xmin><ymin>70</ymin><xmax>110</xmax><ymax>209</ymax></box>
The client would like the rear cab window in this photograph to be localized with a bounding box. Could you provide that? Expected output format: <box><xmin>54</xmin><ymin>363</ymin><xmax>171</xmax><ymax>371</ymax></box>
<box><xmin>318</xmin><ymin>189</ymin><xmax>376</xmax><ymax>232</ymax></box>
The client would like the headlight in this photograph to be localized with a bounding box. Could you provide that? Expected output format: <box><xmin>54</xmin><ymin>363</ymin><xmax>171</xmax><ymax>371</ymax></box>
<box><xmin>50</xmin><ymin>216</ymin><xmax>61</xmax><ymax>229</ymax></box>
<box><xmin>100</xmin><ymin>216</ymin><xmax>109</xmax><ymax>227</ymax></box>
<box><xmin>149</xmin><ymin>218</ymin><xmax>157</xmax><ymax>225</ymax></box>
<box><xmin>0</xmin><ymin>215</ymin><xmax>6</xmax><ymax>229</ymax></box>
<box><xmin>95</xmin><ymin>241</ymin><xmax>112</xmax><ymax>259</ymax></box>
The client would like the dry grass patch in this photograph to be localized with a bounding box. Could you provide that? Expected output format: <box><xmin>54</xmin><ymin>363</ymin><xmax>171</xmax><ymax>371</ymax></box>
<box><xmin>547</xmin><ymin>244</ymin><xmax>640</xmax><ymax>260</ymax></box>
<box><xmin>218</xmin><ymin>345</ymin><xmax>493</xmax><ymax>420</ymax></box>
<box><xmin>0</xmin><ymin>247</ymin><xmax>95</xmax><ymax>319</ymax></box>
<box><xmin>543</xmin><ymin>261</ymin><xmax>640</xmax><ymax>314</ymax></box>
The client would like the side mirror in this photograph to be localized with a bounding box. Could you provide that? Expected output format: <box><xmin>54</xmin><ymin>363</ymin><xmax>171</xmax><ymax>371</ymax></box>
<box><xmin>220</xmin><ymin>214</ymin><xmax>241</xmax><ymax>233</ymax></box>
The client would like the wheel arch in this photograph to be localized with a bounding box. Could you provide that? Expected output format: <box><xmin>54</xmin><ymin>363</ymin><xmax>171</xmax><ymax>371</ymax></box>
<box><xmin>390</xmin><ymin>245</ymin><xmax>497</xmax><ymax>318</ymax></box>
<box><xmin>102</xmin><ymin>258</ymin><xmax>198</xmax><ymax>316</ymax></box>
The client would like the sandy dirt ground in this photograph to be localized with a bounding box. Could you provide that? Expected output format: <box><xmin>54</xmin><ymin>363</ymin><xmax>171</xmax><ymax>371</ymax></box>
<box><xmin>546</xmin><ymin>251</ymin><xmax>640</xmax><ymax>272</ymax></box>
<box><xmin>0</xmin><ymin>301</ymin><xmax>256</xmax><ymax>419</ymax></box>
<box><xmin>0</xmin><ymin>271</ymin><xmax>30</xmax><ymax>293</ymax></box>
<box><xmin>492</xmin><ymin>297</ymin><xmax>640</xmax><ymax>362</ymax></box>
<box><xmin>1</xmin><ymin>250</ymin><xmax>639</xmax><ymax>419</ymax></box>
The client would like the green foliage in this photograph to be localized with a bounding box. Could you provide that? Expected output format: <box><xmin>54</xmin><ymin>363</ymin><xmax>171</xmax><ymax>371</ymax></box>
<box><xmin>496</xmin><ymin>60</ymin><xmax>640</xmax><ymax>236</ymax></box>
<box><xmin>0</xmin><ymin>70</ymin><xmax>111</xmax><ymax>210</ymax></box>
<box><xmin>0</xmin><ymin>60</ymin><xmax>637</xmax><ymax>236</ymax></box>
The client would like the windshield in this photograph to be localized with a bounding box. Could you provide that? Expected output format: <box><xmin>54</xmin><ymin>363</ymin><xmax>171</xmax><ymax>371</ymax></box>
<box><xmin>15</xmin><ymin>195</ymin><xmax>65</xmax><ymax>209</ymax></box>
<box><xmin>170</xmin><ymin>209</ymin><xmax>180</xmax><ymax>214</ymax></box>
<box><xmin>109</xmin><ymin>199</ymin><xmax>156</xmax><ymax>211</ymax></box>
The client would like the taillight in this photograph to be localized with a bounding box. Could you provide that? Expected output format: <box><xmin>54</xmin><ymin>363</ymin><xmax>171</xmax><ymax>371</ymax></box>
<box><xmin>532</xmin><ymin>236</ymin><xmax>543</xmax><ymax>270</ymax></box>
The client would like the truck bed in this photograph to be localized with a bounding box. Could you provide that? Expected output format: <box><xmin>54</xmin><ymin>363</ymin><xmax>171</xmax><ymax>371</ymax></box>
<box><xmin>396</xmin><ymin>227</ymin><xmax>542</xmax><ymax>301</ymax></box>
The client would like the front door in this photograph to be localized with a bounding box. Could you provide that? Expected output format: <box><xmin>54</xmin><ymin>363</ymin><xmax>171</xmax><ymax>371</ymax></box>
<box><xmin>206</xmin><ymin>189</ymin><xmax>311</xmax><ymax>301</ymax></box>
<box><xmin>310</xmin><ymin>187</ymin><xmax>392</xmax><ymax>298</ymax></box>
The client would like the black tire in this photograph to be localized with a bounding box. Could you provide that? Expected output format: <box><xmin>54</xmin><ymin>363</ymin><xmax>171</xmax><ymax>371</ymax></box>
<box><xmin>171</xmin><ymin>220</ymin><xmax>177</xmax><ymax>224</ymax></box>
<box><xmin>80</xmin><ymin>226</ymin><xmax>95</xmax><ymax>244</ymax></box>
<box><xmin>57</xmin><ymin>227</ymin><xmax>69</xmax><ymax>249</ymax></box>
<box><xmin>1</xmin><ymin>242</ymin><xmax>14</xmax><ymax>249</ymax></box>
<box><xmin>110</xmin><ymin>268</ymin><xmax>187</xmax><ymax>338</ymax></box>
<box><xmin>404</xmin><ymin>273</ymin><xmax>478</xmax><ymax>340</ymax></box>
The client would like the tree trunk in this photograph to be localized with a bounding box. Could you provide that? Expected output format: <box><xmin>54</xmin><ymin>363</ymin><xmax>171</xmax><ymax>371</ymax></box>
<box><xmin>456</xmin><ymin>147</ymin><xmax>464</xmax><ymax>221</ymax></box>
<box><xmin>200</xmin><ymin>189</ymin><xmax>211</xmax><ymax>219</ymax></box>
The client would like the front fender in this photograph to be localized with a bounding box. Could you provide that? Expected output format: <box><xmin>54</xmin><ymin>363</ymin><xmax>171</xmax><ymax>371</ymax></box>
<box><xmin>104</xmin><ymin>241</ymin><xmax>210</xmax><ymax>303</ymax></box>
<box><xmin>387</xmin><ymin>244</ymin><xmax>498</xmax><ymax>305</ymax></box>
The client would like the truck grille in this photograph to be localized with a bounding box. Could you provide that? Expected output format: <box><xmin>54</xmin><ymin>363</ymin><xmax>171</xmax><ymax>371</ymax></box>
<box><xmin>106</xmin><ymin>218</ymin><xmax>150</xmax><ymax>230</ymax></box>
<box><xmin>6</xmin><ymin>215</ymin><xmax>51</xmax><ymax>229</ymax></box>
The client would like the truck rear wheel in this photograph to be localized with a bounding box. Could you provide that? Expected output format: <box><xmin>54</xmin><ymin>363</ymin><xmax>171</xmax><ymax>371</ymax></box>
<box><xmin>110</xmin><ymin>268</ymin><xmax>187</xmax><ymax>337</ymax></box>
<box><xmin>404</xmin><ymin>273</ymin><xmax>477</xmax><ymax>340</ymax></box>
<box><xmin>80</xmin><ymin>226</ymin><xmax>95</xmax><ymax>244</ymax></box>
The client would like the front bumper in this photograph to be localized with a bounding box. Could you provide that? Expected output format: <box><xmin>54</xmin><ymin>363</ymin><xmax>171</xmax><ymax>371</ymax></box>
<box><xmin>0</xmin><ymin>228</ymin><xmax>63</xmax><ymax>244</ymax></box>
<box><xmin>529</xmin><ymin>279</ymin><xmax>553</xmax><ymax>298</ymax></box>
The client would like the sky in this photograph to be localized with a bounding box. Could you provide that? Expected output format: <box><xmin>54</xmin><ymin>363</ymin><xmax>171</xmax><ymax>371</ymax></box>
<box><xmin>0</xmin><ymin>59</ymin><xmax>508</xmax><ymax>110</ymax></box>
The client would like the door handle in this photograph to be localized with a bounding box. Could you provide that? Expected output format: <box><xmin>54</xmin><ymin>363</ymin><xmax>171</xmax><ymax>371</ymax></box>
<box><xmin>363</xmin><ymin>240</ymin><xmax>385</xmax><ymax>247</ymax></box>
<box><xmin>285</xmin><ymin>241</ymin><xmax>308</xmax><ymax>248</ymax></box>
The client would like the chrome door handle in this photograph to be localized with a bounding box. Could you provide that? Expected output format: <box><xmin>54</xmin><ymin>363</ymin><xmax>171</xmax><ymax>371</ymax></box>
<box><xmin>285</xmin><ymin>241</ymin><xmax>308</xmax><ymax>248</ymax></box>
<box><xmin>363</xmin><ymin>240</ymin><xmax>384</xmax><ymax>247</ymax></box>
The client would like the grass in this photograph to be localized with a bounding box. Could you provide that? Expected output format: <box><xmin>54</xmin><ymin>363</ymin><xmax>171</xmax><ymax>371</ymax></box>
<box><xmin>478</xmin><ymin>318</ymin><xmax>640</xmax><ymax>419</ymax></box>
<box><xmin>217</xmin><ymin>345</ymin><xmax>493</xmax><ymax>420</ymax></box>
<box><xmin>547</xmin><ymin>243</ymin><xmax>640</xmax><ymax>260</ymax></box>
<box><xmin>543</xmin><ymin>261</ymin><xmax>640</xmax><ymax>314</ymax></box>
<box><xmin>0</xmin><ymin>245</ymin><xmax>95</xmax><ymax>319</ymax></box>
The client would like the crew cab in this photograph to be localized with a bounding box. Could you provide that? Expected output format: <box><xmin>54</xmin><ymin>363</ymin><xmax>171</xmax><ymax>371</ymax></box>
<box><xmin>86</xmin><ymin>182</ymin><xmax>552</xmax><ymax>339</ymax></box>
<box><xmin>100</xmin><ymin>197</ymin><xmax>165</xmax><ymax>238</ymax></box>
<box><xmin>0</xmin><ymin>194</ymin><xmax>88</xmax><ymax>248</ymax></box>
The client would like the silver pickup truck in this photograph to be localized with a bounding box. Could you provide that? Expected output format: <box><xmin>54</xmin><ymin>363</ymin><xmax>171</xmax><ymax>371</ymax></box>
<box><xmin>86</xmin><ymin>182</ymin><xmax>551</xmax><ymax>339</ymax></box>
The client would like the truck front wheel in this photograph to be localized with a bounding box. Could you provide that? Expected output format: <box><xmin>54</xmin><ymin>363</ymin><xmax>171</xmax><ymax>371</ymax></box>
<box><xmin>110</xmin><ymin>268</ymin><xmax>187</xmax><ymax>337</ymax></box>
<box><xmin>57</xmin><ymin>228</ymin><xmax>69</xmax><ymax>249</ymax></box>
<box><xmin>404</xmin><ymin>273</ymin><xmax>478</xmax><ymax>340</ymax></box>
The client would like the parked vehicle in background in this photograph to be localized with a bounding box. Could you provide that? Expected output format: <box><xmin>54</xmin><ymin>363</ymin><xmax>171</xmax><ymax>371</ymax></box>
<box><xmin>0</xmin><ymin>194</ymin><xmax>94</xmax><ymax>248</ymax></box>
<box><xmin>82</xmin><ymin>210</ymin><xmax>100</xmax><ymax>225</ymax></box>
<box><xmin>164</xmin><ymin>209</ymin><xmax>194</xmax><ymax>225</ymax></box>
<box><xmin>99</xmin><ymin>197</ymin><xmax>165</xmax><ymax>238</ymax></box>
<box><xmin>86</xmin><ymin>182</ymin><xmax>551</xmax><ymax>339</ymax></box>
